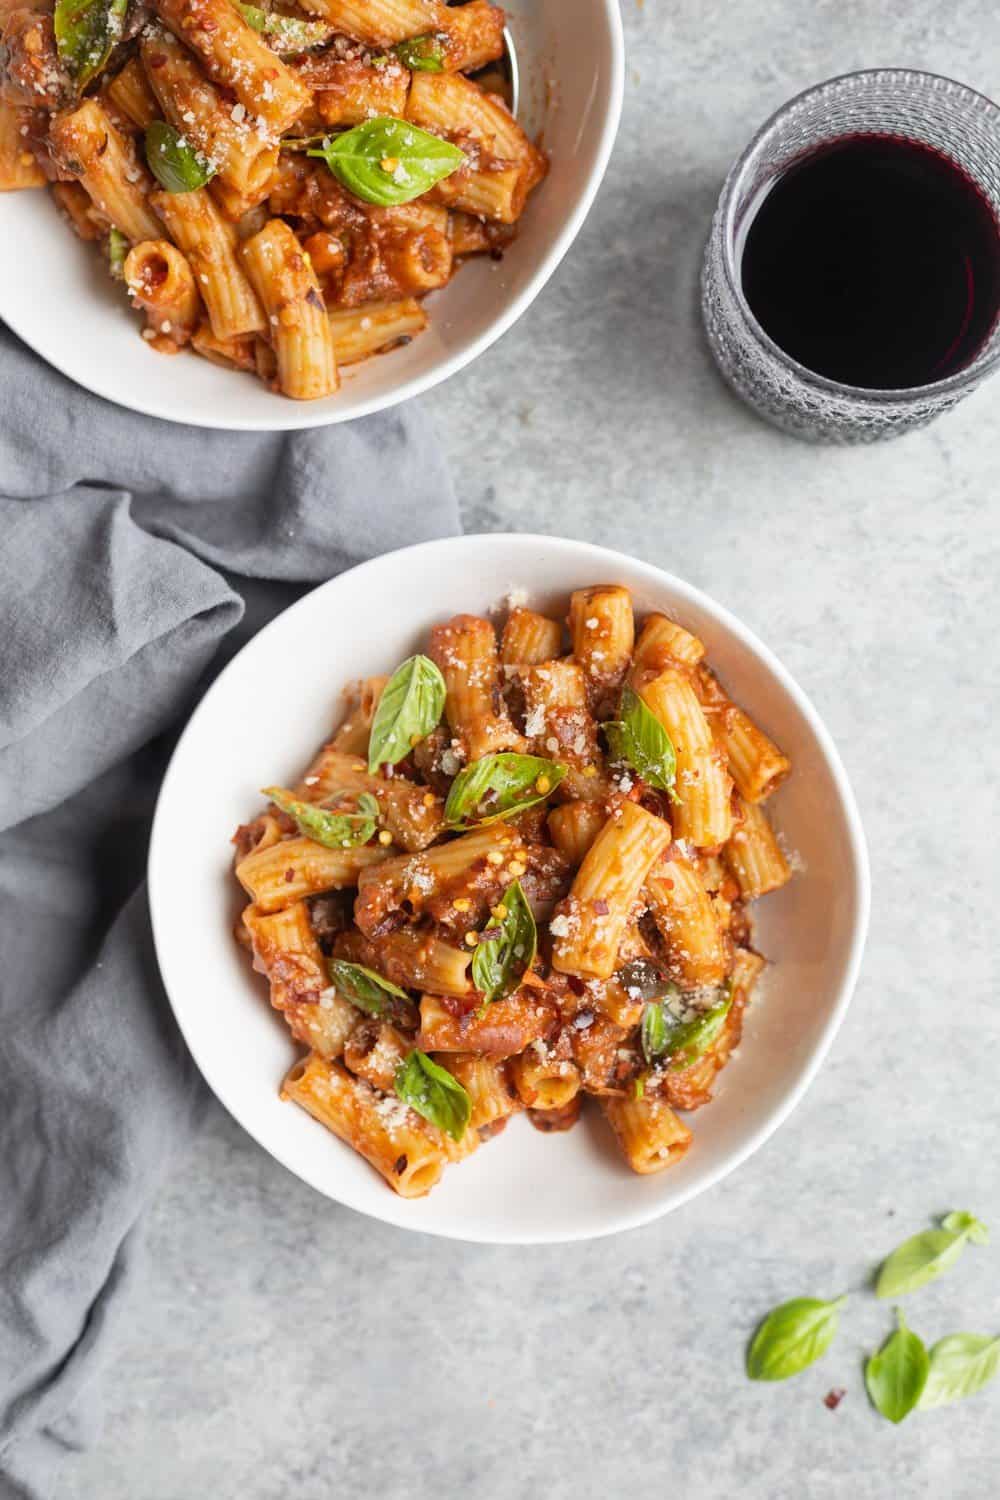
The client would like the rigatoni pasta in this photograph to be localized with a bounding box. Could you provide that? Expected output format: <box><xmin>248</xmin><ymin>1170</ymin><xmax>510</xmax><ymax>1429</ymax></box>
<box><xmin>48</xmin><ymin>98</ymin><xmax>163</xmax><ymax>242</ymax></box>
<box><xmin>123</xmin><ymin>238</ymin><xmax>201</xmax><ymax>346</ymax></box>
<box><xmin>240</xmin><ymin>216</ymin><xmax>338</xmax><ymax>399</ymax></box>
<box><xmin>3</xmin><ymin>0</ymin><xmax>547</xmax><ymax>401</ymax></box>
<box><xmin>150</xmin><ymin>185</ymin><xmax>266</xmax><ymax>340</ymax></box>
<box><xmin>231</xmin><ymin>584</ymin><xmax>798</xmax><ymax>1196</ymax></box>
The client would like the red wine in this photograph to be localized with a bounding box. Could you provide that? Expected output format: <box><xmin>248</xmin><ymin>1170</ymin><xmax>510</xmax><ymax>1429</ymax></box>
<box><xmin>739</xmin><ymin>135</ymin><xmax>1000</xmax><ymax>389</ymax></box>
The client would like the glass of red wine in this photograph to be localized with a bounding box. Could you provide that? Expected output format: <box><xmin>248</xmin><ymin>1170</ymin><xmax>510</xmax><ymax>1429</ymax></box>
<box><xmin>701</xmin><ymin>69</ymin><xmax>1000</xmax><ymax>442</ymax></box>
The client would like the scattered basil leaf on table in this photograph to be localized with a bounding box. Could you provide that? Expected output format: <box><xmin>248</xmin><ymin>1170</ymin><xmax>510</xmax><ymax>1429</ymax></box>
<box><xmin>234</xmin><ymin>1</ymin><xmax>332</xmax><ymax>50</ymax></box>
<box><xmin>918</xmin><ymin>1333</ymin><xmax>1000</xmax><ymax>1410</ymax></box>
<box><xmin>472</xmin><ymin>879</ymin><xmax>537</xmax><ymax>1010</ymax></box>
<box><xmin>604</xmin><ymin>685</ymin><xmax>677</xmax><ymax>794</ymax></box>
<box><xmin>667</xmin><ymin>986</ymin><xmax>732</xmax><ymax>1071</ymax></box>
<box><xmin>394</xmin><ymin>33</ymin><xmax>446</xmax><ymax>71</ymax></box>
<box><xmin>445</xmin><ymin>752</ymin><xmax>566</xmax><ymax>828</ymax></box>
<box><xmin>747</xmin><ymin>1295</ymin><xmax>848</xmax><ymax>1381</ymax></box>
<box><xmin>395</xmin><ymin>1048</ymin><xmax>471</xmax><ymax>1141</ymax></box>
<box><xmin>367</xmin><ymin>653</ymin><xmax>446</xmax><ymax>773</ymax></box>
<box><xmin>145</xmin><ymin>121</ymin><xmax>217</xmax><ymax>193</ymax></box>
<box><xmin>307</xmin><ymin>117</ymin><xmax>464</xmax><ymax>207</ymax></box>
<box><xmin>865</xmin><ymin>1310</ymin><xmax>929</xmax><ymax>1423</ymax></box>
<box><xmin>54</xmin><ymin>0</ymin><xmax>126</xmax><ymax>89</ymax></box>
<box><xmin>107</xmin><ymin>226</ymin><xmax>128</xmax><ymax>280</ymax></box>
<box><xmin>327</xmin><ymin>959</ymin><xmax>409</xmax><ymax>1016</ymax></box>
<box><xmin>941</xmin><ymin>1210</ymin><xmax>990</xmax><ymax>1245</ymax></box>
<box><xmin>264</xmin><ymin>787</ymin><xmax>379</xmax><ymax>848</ymax></box>
<box><xmin>875</xmin><ymin>1211</ymin><xmax>989</xmax><ymax>1298</ymax></box>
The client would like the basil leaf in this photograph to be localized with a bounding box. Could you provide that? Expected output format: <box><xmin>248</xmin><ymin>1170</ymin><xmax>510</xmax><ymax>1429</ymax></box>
<box><xmin>471</xmin><ymin>879</ymin><xmax>536</xmax><ymax>1010</ymax></box>
<box><xmin>235</xmin><ymin>2</ymin><xmax>333</xmax><ymax>52</ymax></box>
<box><xmin>640</xmin><ymin>1001</ymin><xmax>668</xmax><ymax>1064</ymax></box>
<box><xmin>107</xmin><ymin>226</ymin><xmax>128</xmax><ymax>281</ymax></box>
<box><xmin>747</xmin><ymin>1295</ymin><xmax>847</xmax><ymax>1381</ymax></box>
<box><xmin>604</xmin><ymin>685</ymin><xmax>677</xmax><ymax>794</ymax></box>
<box><xmin>145</xmin><ymin>121</ymin><xmax>217</xmax><ymax>193</ymax></box>
<box><xmin>875</xmin><ymin>1211</ymin><xmax>988</xmax><ymax>1298</ymax></box>
<box><xmin>395</xmin><ymin>1048</ymin><xmax>471</xmax><ymax>1141</ymax></box>
<box><xmin>54</xmin><ymin>0</ymin><xmax>126</xmax><ymax>88</ymax></box>
<box><xmin>394</xmin><ymin>33</ymin><xmax>445</xmax><ymax>71</ymax></box>
<box><xmin>308</xmin><ymin>117</ymin><xmax>464</xmax><ymax>207</ymax></box>
<box><xmin>666</xmin><ymin>986</ymin><xmax>733</xmax><ymax>1071</ymax></box>
<box><xmin>865</xmin><ymin>1310</ymin><xmax>929</xmax><ymax>1423</ymax></box>
<box><xmin>264</xmin><ymin>787</ymin><xmax>379</xmax><ymax>848</ymax></box>
<box><xmin>918</xmin><ymin>1333</ymin><xmax>1000</xmax><ymax>1410</ymax></box>
<box><xmin>445</xmin><ymin>752</ymin><xmax>566</xmax><ymax>828</ymax></box>
<box><xmin>367</xmin><ymin>653</ymin><xmax>446</xmax><ymax>774</ymax></box>
<box><xmin>942</xmin><ymin>1210</ymin><xmax>989</xmax><ymax>1245</ymax></box>
<box><xmin>327</xmin><ymin>959</ymin><xmax>409</xmax><ymax>1016</ymax></box>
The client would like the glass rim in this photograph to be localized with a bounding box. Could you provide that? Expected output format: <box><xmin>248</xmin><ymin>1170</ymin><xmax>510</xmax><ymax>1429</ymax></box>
<box><xmin>718</xmin><ymin>66</ymin><xmax>1000</xmax><ymax>407</ymax></box>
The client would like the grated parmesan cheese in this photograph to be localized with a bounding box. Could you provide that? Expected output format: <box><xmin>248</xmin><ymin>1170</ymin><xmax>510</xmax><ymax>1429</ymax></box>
<box><xmin>373</xmin><ymin>1093</ymin><xmax>411</xmax><ymax>1130</ymax></box>
<box><xmin>523</xmin><ymin>705</ymin><xmax>546</xmax><ymax>738</ymax></box>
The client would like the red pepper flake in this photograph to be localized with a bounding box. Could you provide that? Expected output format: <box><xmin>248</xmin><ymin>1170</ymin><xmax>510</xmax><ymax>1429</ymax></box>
<box><xmin>284</xmin><ymin>867</ymin><xmax>295</xmax><ymax>883</ymax></box>
<box><xmin>824</xmin><ymin>1388</ymin><xmax>846</xmax><ymax>1410</ymax></box>
<box><xmin>567</xmin><ymin>975</ymin><xmax>585</xmax><ymax>996</ymax></box>
<box><xmin>593</xmin><ymin>898</ymin><xmax>610</xmax><ymax>915</ymax></box>
<box><xmin>393</xmin><ymin>1154</ymin><xmax>408</xmax><ymax>1175</ymax></box>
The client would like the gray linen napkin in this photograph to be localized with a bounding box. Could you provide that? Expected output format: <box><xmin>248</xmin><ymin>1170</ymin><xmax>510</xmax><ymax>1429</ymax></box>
<box><xmin>0</xmin><ymin>326</ymin><xmax>459</xmax><ymax>1500</ymax></box>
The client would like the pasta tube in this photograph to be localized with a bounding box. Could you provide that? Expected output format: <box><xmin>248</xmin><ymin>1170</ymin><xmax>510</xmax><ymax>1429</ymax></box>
<box><xmin>428</xmin><ymin>613</ymin><xmax>525</xmax><ymax>759</ymax></box>
<box><xmin>242</xmin><ymin>900</ymin><xmax>358</xmax><ymax>1057</ymax></box>
<box><xmin>154</xmin><ymin>0</ymin><xmax>311</xmax><ymax>135</ymax></box>
<box><xmin>49</xmin><ymin>100</ymin><xmax>162</xmax><ymax>242</ymax></box>
<box><xmin>639</xmin><ymin>668</ymin><xmax>733</xmax><ymax>848</ymax></box>
<box><xmin>282</xmin><ymin>1053</ymin><xmax>451</xmax><ymax>1198</ymax></box>
<box><xmin>551</xmin><ymin>802</ymin><xmax>672</xmax><ymax>980</ymax></box>
<box><xmin>241</xmin><ymin>218</ymin><xmax>339</xmax><ymax>400</ymax></box>
<box><xmin>601</xmin><ymin>1095</ymin><xmax>693</xmax><ymax>1174</ymax></box>
<box><xmin>235</xmin><ymin>835</ymin><xmax>389</xmax><ymax>911</ymax></box>
<box><xmin>723</xmin><ymin>796</ymin><xmax>791</xmax><ymax>899</ymax></box>
<box><xmin>141</xmin><ymin>29</ymin><xmax>276</xmax><ymax>197</ymax></box>
<box><xmin>151</xmin><ymin>185</ymin><xmax>266</xmax><ymax>341</ymax></box>
<box><xmin>124</xmin><ymin>239</ymin><xmax>201</xmax><ymax>347</ymax></box>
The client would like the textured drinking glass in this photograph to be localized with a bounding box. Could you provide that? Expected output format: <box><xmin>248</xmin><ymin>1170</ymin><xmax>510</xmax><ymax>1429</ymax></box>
<box><xmin>701</xmin><ymin>69</ymin><xmax>1000</xmax><ymax>443</ymax></box>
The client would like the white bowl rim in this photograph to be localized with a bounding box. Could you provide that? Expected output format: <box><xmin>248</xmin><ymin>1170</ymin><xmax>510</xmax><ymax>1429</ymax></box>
<box><xmin>1</xmin><ymin>7</ymin><xmax>626</xmax><ymax>432</ymax></box>
<box><xmin>148</xmin><ymin>533</ymin><xmax>871</xmax><ymax>1243</ymax></box>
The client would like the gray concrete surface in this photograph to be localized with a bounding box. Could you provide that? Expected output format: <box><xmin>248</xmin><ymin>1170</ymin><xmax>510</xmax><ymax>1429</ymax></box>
<box><xmin>58</xmin><ymin>2</ymin><xmax>1000</xmax><ymax>1495</ymax></box>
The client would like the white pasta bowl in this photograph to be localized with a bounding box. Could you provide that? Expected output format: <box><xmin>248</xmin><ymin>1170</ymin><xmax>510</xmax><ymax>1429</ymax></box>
<box><xmin>148</xmin><ymin>534</ymin><xmax>871</xmax><ymax>1243</ymax></box>
<box><xmin>0</xmin><ymin>0</ymin><xmax>624</xmax><ymax>430</ymax></box>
